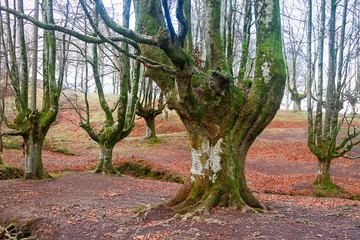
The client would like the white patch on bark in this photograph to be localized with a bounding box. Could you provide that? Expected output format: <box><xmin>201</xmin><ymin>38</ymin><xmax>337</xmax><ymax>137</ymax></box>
<box><xmin>174</xmin><ymin>81</ymin><xmax>181</xmax><ymax>102</ymax></box>
<box><xmin>209</xmin><ymin>138</ymin><xmax>223</xmax><ymax>173</ymax></box>
<box><xmin>145</xmin><ymin>124</ymin><xmax>153</xmax><ymax>138</ymax></box>
<box><xmin>262</xmin><ymin>61</ymin><xmax>271</xmax><ymax>83</ymax></box>
<box><xmin>190</xmin><ymin>138</ymin><xmax>223</xmax><ymax>183</ymax></box>
<box><xmin>317</xmin><ymin>168</ymin><xmax>323</xmax><ymax>175</ymax></box>
<box><xmin>25</xmin><ymin>142</ymin><xmax>37</xmax><ymax>174</ymax></box>
<box><xmin>191</xmin><ymin>148</ymin><xmax>203</xmax><ymax>177</ymax></box>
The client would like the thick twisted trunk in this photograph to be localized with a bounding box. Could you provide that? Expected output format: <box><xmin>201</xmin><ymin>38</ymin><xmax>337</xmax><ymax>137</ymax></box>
<box><xmin>132</xmin><ymin>0</ymin><xmax>285</xmax><ymax>215</ymax></box>
<box><xmin>167</xmin><ymin>120</ymin><xmax>264</xmax><ymax>213</ymax></box>
<box><xmin>94</xmin><ymin>144</ymin><xmax>117</xmax><ymax>174</ymax></box>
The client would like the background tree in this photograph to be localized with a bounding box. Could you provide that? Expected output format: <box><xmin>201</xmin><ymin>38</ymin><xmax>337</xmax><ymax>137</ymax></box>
<box><xmin>136</xmin><ymin>75</ymin><xmax>166</xmax><ymax>140</ymax></box>
<box><xmin>281</xmin><ymin>1</ymin><xmax>307</xmax><ymax>112</ymax></box>
<box><xmin>0</xmin><ymin>0</ymin><xmax>69</xmax><ymax>179</ymax></box>
<box><xmin>65</xmin><ymin>0</ymin><xmax>140</xmax><ymax>174</ymax></box>
<box><xmin>307</xmin><ymin>0</ymin><xmax>360</xmax><ymax>190</ymax></box>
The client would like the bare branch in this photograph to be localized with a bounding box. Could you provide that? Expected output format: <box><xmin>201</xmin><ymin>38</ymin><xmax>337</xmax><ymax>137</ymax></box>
<box><xmin>176</xmin><ymin>0</ymin><xmax>188</xmax><ymax>47</ymax></box>
<box><xmin>93</xmin><ymin>0</ymin><xmax>157</xmax><ymax>46</ymax></box>
<box><xmin>162</xmin><ymin>0</ymin><xmax>178</xmax><ymax>43</ymax></box>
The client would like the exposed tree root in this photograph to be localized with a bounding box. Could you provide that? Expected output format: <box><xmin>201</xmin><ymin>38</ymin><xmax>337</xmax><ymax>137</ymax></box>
<box><xmin>24</xmin><ymin>171</ymin><xmax>52</xmax><ymax>180</ymax></box>
<box><xmin>163</xmin><ymin>181</ymin><xmax>267</xmax><ymax>220</ymax></box>
<box><xmin>0</xmin><ymin>219</ymin><xmax>38</xmax><ymax>239</ymax></box>
<box><xmin>93</xmin><ymin>164</ymin><xmax>120</xmax><ymax>176</ymax></box>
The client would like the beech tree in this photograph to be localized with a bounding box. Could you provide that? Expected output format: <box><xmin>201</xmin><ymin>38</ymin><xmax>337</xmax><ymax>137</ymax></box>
<box><xmin>307</xmin><ymin>0</ymin><xmax>360</xmax><ymax>190</ymax></box>
<box><xmin>0</xmin><ymin>0</ymin><xmax>286</xmax><ymax>213</ymax></box>
<box><xmin>282</xmin><ymin>2</ymin><xmax>307</xmax><ymax>112</ymax></box>
<box><xmin>96</xmin><ymin>0</ymin><xmax>285</xmax><ymax>213</ymax></box>
<box><xmin>64</xmin><ymin>0</ymin><xmax>140</xmax><ymax>174</ymax></box>
<box><xmin>128</xmin><ymin>0</ymin><xmax>286</xmax><ymax>213</ymax></box>
<box><xmin>0</xmin><ymin>0</ymin><xmax>69</xmax><ymax>179</ymax></box>
<box><xmin>136</xmin><ymin>76</ymin><xmax>165</xmax><ymax>140</ymax></box>
<box><xmin>0</xmin><ymin>33</ymin><xmax>6</xmax><ymax>165</ymax></box>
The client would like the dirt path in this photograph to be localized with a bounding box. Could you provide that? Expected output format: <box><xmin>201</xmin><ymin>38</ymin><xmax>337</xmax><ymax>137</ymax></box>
<box><xmin>1</xmin><ymin>125</ymin><xmax>360</xmax><ymax>239</ymax></box>
<box><xmin>1</xmin><ymin>172</ymin><xmax>360</xmax><ymax>239</ymax></box>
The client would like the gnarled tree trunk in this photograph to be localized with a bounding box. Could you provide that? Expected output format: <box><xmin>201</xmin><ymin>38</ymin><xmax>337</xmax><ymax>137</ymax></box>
<box><xmin>94</xmin><ymin>143</ymin><xmax>117</xmax><ymax>174</ymax></box>
<box><xmin>129</xmin><ymin>0</ymin><xmax>286</xmax><ymax>214</ymax></box>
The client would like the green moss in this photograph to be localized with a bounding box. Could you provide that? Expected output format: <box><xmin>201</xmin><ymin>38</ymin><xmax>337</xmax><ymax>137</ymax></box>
<box><xmin>312</xmin><ymin>180</ymin><xmax>345</xmax><ymax>197</ymax></box>
<box><xmin>116</xmin><ymin>160</ymin><xmax>183</xmax><ymax>183</ymax></box>
<box><xmin>240</xmin><ymin>78</ymin><xmax>252</xmax><ymax>89</ymax></box>
<box><xmin>0</xmin><ymin>166</ymin><xmax>24</xmax><ymax>180</ymax></box>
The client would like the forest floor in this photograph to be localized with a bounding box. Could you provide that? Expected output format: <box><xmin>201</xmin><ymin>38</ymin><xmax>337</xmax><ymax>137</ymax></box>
<box><xmin>1</xmin><ymin>94</ymin><xmax>360</xmax><ymax>239</ymax></box>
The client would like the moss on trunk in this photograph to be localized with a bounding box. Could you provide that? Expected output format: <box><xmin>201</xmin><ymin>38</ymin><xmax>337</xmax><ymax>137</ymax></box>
<box><xmin>94</xmin><ymin>144</ymin><xmax>118</xmax><ymax>174</ymax></box>
<box><xmin>23</xmin><ymin>112</ymin><xmax>52</xmax><ymax>180</ymax></box>
<box><xmin>134</xmin><ymin>0</ymin><xmax>285</xmax><ymax>215</ymax></box>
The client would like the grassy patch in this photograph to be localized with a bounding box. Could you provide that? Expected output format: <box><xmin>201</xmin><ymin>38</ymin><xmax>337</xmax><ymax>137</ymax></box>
<box><xmin>145</xmin><ymin>137</ymin><xmax>167</xmax><ymax>146</ymax></box>
<box><xmin>44</xmin><ymin>138</ymin><xmax>76</xmax><ymax>156</ymax></box>
<box><xmin>2</xmin><ymin>137</ymin><xmax>22</xmax><ymax>150</ymax></box>
<box><xmin>312</xmin><ymin>182</ymin><xmax>346</xmax><ymax>198</ymax></box>
<box><xmin>116</xmin><ymin>158</ymin><xmax>183</xmax><ymax>183</ymax></box>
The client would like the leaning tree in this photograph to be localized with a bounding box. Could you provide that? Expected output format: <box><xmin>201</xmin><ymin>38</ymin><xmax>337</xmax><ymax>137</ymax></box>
<box><xmin>0</xmin><ymin>0</ymin><xmax>286</xmax><ymax>213</ymax></box>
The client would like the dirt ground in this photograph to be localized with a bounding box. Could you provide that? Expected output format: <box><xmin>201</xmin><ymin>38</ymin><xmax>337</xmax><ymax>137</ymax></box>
<box><xmin>1</xmin><ymin>110</ymin><xmax>360</xmax><ymax>239</ymax></box>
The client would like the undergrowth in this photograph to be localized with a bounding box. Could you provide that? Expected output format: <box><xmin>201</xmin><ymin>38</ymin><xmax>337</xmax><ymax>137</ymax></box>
<box><xmin>116</xmin><ymin>158</ymin><xmax>183</xmax><ymax>183</ymax></box>
<box><xmin>44</xmin><ymin>138</ymin><xmax>76</xmax><ymax>156</ymax></box>
<box><xmin>0</xmin><ymin>165</ymin><xmax>24</xmax><ymax>180</ymax></box>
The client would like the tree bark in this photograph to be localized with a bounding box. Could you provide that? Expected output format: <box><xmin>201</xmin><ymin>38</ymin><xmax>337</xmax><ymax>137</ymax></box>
<box><xmin>313</xmin><ymin>159</ymin><xmax>331</xmax><ymax>186</ymax></box>
<box><xmin>30</xmin><ymin>0</ymin><xmax>39</xmax><ymax>111</ymax></box>
<box><xmin>144</xmin><ymin>116</ymin><xmax>156</xmax><ymax>139</ymax></box>
<box><xmin>94</xmin><ymin>143</ymin><xmax>117</xmax><ymax>174</ymax></box>
<box><xmin>23</xmin><ymin>112</ymin><xmax>50</xmax><ymax>179</ymax></box>
<box><xmin>129</xmin><ymin>0</ymin><xmax>286</xmax><ymax>214</ymax></box>
<box><xmin>293</xmin><ymin>98</ymin><xmax>302</xmax><ymax>112</ymax></box>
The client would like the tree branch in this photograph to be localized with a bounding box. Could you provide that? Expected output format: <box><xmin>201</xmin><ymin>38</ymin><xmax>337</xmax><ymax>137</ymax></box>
<box><xmin>176</xmin><ymin>0</ymin><xmax>188</xmax><ymax>47</ymax></box>
<box><xmin>162</xmin><ymin>0</ymin><xmax>178</xmax><ymax>43</ymax></box>
<box><xmin>0</xmin><ymin>112</ymin><xmax>16</xmax><ymax>129</ymax></box>
<box><xmin>0</xmin><ymin>131</ymin><xmax>25</xmax><ymax>137</ymax></box>
<box><xmin>80</xmin><ymin>0</ymin><xmax>177</xmax><ymax>75</ymax></box>
<box><xmin>93</xmin><ymin>0</ymin><xmax>158</xmax><ymax>46</ymax></box>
